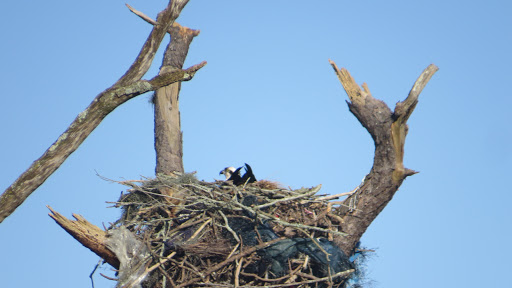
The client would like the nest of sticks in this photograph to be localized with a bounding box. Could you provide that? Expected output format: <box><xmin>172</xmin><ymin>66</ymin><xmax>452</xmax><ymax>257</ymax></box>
<box><xmin>109</xmin><ymin>172</ymin><xmax>354</xmax><ymax>287</ymax></box>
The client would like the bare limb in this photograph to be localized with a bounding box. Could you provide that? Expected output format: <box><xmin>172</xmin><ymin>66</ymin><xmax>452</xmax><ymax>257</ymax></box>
<box><xmin>126</xmin><ymin>4</ymin><xmax>200</xmax><ymax>37</ymax></box>
<box><xmin>126</xmin><ymin>4</ymin><xmax>158</xmax><ymax>25</ymax></box>
<box><xmin>0</xmin><ymin>62</ymin><xmax>205</xmax><ymax>223</ymax></box>
<box><xmin>0</xmin><ymin>1</ymin><xmax>204</xmax><ymax>223</ymax></box>
<box><xmin>115</xmin><ymin>0</ymin><xmax>190</xmax><ymax>87</ymax></box>
<box><xmin>391</xmin><ymin>64</ymin><xmax>439</xmax><ymax>179</ymax></box>
<box><xmin>395</xmin><ymin>64</ymin><xmax>439</xmax><ymax>123</ymax></box>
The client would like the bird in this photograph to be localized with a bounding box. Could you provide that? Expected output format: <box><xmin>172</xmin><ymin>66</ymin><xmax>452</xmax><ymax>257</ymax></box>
<box><xmin>219</xmin><ymin>166</ymin><xmax>241</xmax><ymax>183</ymax></box>
<box><xmin>220</xmin><ymin>163</ymin><xmax>257</xmax><ymax>186</ymax></box>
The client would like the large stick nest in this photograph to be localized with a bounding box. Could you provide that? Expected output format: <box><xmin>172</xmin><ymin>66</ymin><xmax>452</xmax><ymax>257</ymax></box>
<box><xmin>109</xmin><ymin>172</ymin><xmax>354</xmax><ymax>287</ymax></box>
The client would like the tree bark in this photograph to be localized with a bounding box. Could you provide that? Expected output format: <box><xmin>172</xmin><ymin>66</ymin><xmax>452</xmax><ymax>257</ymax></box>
<box><xmin>0</xmin><ymin>0</ymin><xmax>203</xmax><ymax>224</ymax></box>
<box><xmin>154</xmin><ymin>24</ymin><xmax>199</xmax><ymax>175</ymax></box>
<box><xmin>114</xmin><ymin>0</ymin><xmax>191</xmax><ymax>87</ymax></box>
<box><xmin>329</xmin><ymin>60</ymin><xmax>438</xmax><ymax>255</ymax></box>
<box><xmin>127</xmin><ymin>4</ymin><xmax>199</xmax><ymax>175</ymax></box>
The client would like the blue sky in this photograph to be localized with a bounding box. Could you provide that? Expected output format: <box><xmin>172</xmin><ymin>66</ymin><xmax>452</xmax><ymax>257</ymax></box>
<box><xmin>1</xmin><ymin>1</ymin><xmax>511</xmax><ymax>287</ymax></box>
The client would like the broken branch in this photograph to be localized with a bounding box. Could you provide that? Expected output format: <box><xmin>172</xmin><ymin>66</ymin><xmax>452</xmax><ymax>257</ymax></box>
<box><xmin>47</xmin><ymin>206</ymin><xmax>119</xmax><ymax>269</ymax></box>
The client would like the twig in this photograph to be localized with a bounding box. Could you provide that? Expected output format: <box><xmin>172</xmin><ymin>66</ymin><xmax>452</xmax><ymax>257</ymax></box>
<box><xmin>240</xmin><ymin>264</ymin><xmax>303</xmax><ymax>283</ymax></box>
<box><xmin>295</xmin><ymin>271</ymin><xmax>319</xmax><ymax>280</ymax></box>
<box><xmin>168</xmin><ymin>216</ymin><xmax>211</xmax><ymax>234</ymax></box>
<box><xmin>302</xmin><ymin>229</ymin><xmax>331</xmax><ymax>262</ymax></box>
<box><xmin>316</xmin><ymin>188</ymin><xmax>357</xmax><ymax>201</ymax></box>
<box><xmin>177</xmin><ymin>238</ymin><xmax>285</xmax><ymax>288</ymax></box>
<box><xmin>125</xmin><ymin>251</ymin><xmax>177</xmax><ymax>288</ymax></box>
<box><xmin>126</xmin><ymin>4</ymin><xmax>157</xmax><ymax>25</ymax></box>
<box><xmin>255</xmin><ymin>269</ymin><xmax>354</xmax><ymax>287</ymax></box>
<box><xmin>302</xmin><ymin>255</ymin><xmax>310</xmax><ymax>271</ymax></box>
<box><xmin>232</xmin><ymin>201</ymin><xmax>348</xmax><ymax>237</ymax></box>
<box><xmin>196</xmin><ymin>268</ymin><xmax>354</xmax><ymax>287</ymax></box>
<box><xmin>126</xmin><ymin>3</ymin><xmax>200</xmax><ymax>36</ymax></box>
<box><xmin>99</xmin><ymin>273</ymin><xmax>118</xmax><ymax>281</ymax></box>
<box><xmin>158</xmin><ymin>265</ymin><xmax>177</xmax><ymax>288</ymax></box>
<box><xmin>219</xmin><ymin>211</ymin><xmax>240</xmax><ymax>242</ymax></box>
<box><xmin>234</xmin><ymin>258</ymin><xmax>243</xmax><ymax>287</ymax></box>
<box><xmin>225</xmin><ymin>243</ymin><xmax>240</xmax><ymax>260</ymax></box>
<box><xmin>189</xmin><ymin>218</ymin><xmax>212</xmax><ymax>241</ymax></box>
<box><xmin>255</xmin><ymin>185</ymin><xmax>322</xmax><ymax>209</ymax></box>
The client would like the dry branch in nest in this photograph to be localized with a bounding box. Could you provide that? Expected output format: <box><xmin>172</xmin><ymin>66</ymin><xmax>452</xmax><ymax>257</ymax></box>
<box><xmin>103</xmin><ymin>172</ymin><xmax>355</xmax><ymax>287</ymax></box>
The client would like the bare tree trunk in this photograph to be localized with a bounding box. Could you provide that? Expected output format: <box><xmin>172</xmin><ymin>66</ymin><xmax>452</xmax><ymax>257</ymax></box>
<box><xmin>154</xmin><ymin>24</ymin><xmax>199</xmax><ymax>174</ymax></box>
<box><xmin>329</xmin><ymin>61</ymin><xmax>438</xmax><ymax>255</ymax></box>
<box><xmin>126</xmin><ymin>5</ymin><xmax>199</xmax><ymax>175</ymax></box>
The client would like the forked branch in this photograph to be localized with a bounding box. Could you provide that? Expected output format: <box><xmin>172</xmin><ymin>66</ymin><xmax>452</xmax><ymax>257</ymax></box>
<box><xmin>329</xmin><ymin>60</ymin><xmax>438</xmax><ymax>254</ymax></box>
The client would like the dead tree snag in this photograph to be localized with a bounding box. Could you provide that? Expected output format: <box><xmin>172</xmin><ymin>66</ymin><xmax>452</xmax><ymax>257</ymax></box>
<box><xmin>329</xmin><ymin>60</ymin><xmax>438</xmax><ymax>254</ymax></box>
<box><xmin>154</xmin><ymin>21</ymin><xmax>199</xmax><ymax>175</ymax></box>
<box><xmin>126</xmin><ymin>4</ymin><xmax>199</xmax><ymax>174</ymax></box>
<box><xmin>45</xmin><ymin>58</ymin><xmax>438</xmax><ymax>287</ymax></box>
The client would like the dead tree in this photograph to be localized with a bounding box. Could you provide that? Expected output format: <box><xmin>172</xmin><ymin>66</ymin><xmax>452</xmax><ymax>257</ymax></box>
<box><xmin>154</xmin><ymin>23</ymin><xmax>199</xmax><ymax>174</ymax></box>
<box><xmin>1</xmin><ymin>1</ymin><xmax>438</xmax><ymax>287</ymax></box>
<box><xmin>125</xmin><ymin>3</ymin><xmax>196</xmax><ymax>175</ymax></box>
<box><xmin>0</xmin><ymin>0</ymin><xmax>204</xmax><ymax>223</ymax></box>
<box><xmin>46</xmin><ymin>61</ymin><xmax>437</xmax><ymax>286</ymax></box>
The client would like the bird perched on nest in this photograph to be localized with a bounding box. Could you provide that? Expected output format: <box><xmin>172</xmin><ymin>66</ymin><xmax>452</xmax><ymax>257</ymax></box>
<box><xmin>220</xmin><ymin>163</ymin><xmax>257</xmax><ymax>186</ymax></box>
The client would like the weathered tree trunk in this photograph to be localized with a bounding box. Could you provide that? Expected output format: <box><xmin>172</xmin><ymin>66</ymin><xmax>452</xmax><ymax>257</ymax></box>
<box><xmin>154</xmin><ymin>24</ymin><xmax>199</xmax><ymax>174</ymax></box>
<box><xmin>126</xmin><ymin>4</ymin><xmax>198</xmax><ymax>175</ymax></box>
<box><xmin>329</xmin><ymin>61</ymin><xmax>438</xmax><ymax>255</ymax></box>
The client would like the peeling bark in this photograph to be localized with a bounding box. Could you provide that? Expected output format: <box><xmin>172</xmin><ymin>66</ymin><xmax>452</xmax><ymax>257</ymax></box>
<box><xmin>154</xmin><ymin>24</ymin><xmax>200</xmax><ymax>175</ymax></box>
<box><xmin>126</xmin><ymin>4</ymin><xmax>200</xmax><ymax>175</ymax></box>
<box><xmin>329</xmin><ymin>61</ymin><xmax>438</xmax><ymax>255</ymax></box>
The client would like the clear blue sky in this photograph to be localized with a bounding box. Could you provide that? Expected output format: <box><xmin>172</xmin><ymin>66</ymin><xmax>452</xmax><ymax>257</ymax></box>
<box><xmin>1</xmin><ymin>1</ymin><xmax>510</xmax><ymax>287</ymax></box>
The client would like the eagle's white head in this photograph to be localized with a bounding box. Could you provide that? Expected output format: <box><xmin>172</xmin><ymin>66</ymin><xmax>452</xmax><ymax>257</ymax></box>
<box><xmin>219</xmin><ymin>167</ymin><xmax>236</xmax><ymax>180</ymax></box>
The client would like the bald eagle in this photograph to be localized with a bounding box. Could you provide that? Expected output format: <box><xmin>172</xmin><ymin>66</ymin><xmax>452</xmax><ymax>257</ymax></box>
<box><xmin>220</xmin><ymin>163</ymin><xmax>257</xmax><ymax>186</ymax></box>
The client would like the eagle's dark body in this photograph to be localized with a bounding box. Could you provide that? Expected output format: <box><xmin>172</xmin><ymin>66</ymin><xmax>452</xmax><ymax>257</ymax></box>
<box><xmin>220</xmin><ymin>163</ymin><xmax>257</xmax><ymax>186</ymax></box>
